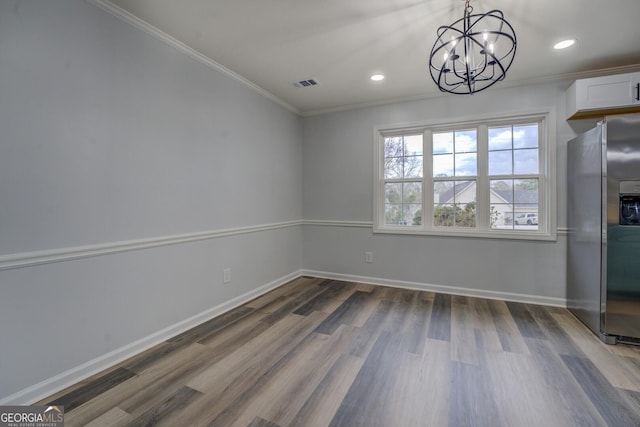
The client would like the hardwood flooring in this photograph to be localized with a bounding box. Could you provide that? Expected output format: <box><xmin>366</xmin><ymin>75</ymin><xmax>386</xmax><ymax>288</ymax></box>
<box><xmin>39</xmin><ymin>277</ymin><xmax>640</xmax><ymax>426</ymax></box>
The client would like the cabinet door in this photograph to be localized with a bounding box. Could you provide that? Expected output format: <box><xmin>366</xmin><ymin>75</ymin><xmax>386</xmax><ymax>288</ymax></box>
<box><xmin>633</xmin><ymin>72</ymin><xmax>640</xmax><ymax>105</ymax></box>
<box><xmin>576</xmin><ymin>73</ymin><xmax>636</xmax><ymax>110</ymax></box>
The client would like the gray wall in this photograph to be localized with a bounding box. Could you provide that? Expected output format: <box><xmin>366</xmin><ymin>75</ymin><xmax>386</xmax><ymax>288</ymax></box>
<box><xmin>301</xmin><ymin>81</ymin><xmax>598</xmax><ymax>303</ymax></box>
<box><xmin>0</xmin><ymin>0</ymin><xmax>302</xmax><ymax>401</ymax></box>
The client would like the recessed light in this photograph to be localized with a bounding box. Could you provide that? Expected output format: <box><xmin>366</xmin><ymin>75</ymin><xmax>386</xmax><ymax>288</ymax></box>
<box><xmin>554</xmin><ymin>39</ymin><xmax>576</xmax><ymax>50</ymax></box>
<box><xmin>371</xmin><ymin>74</ymin><xmax>385</xmax><ymax>81</ymax></box>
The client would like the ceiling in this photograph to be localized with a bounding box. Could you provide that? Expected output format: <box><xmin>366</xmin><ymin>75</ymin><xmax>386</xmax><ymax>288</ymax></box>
<box><xmin>101</xmin><ymin>0</ymin><xmax>640</xmax><ymax>115</ymax></box>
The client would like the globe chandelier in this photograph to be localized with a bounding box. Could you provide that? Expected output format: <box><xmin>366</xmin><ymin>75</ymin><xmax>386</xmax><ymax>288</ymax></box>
<box><xmin>428</xmin><ymin>0</ymin><xmax>517</xmax><ymax>95</ymax></box>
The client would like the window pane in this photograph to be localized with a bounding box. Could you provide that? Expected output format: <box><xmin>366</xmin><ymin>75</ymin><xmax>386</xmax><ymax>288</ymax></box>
<box><xmin>385</xmin><ymin>182</ymin><xmax>422</xmax><ymax>226</ymax></box>
<box><xmin>405</xmin><ymin>204</ymin><xmax>422</xmax><ymax>226</ymax></box>
<box><xmin>412</xmin><ymin>206</ymin><xmax>423</xmax><ymax>226</ymax></box>
<box><xmin>404</xmin><ymin>134</ymin><xmax>423</xmax><ymax>156</ymax></box>
<box><xmin>434</xmin><ymin>204</ymin><xmax>454</xmax><ymax>227</ymax></box>
<box><xmin>384</xmin><ymin>156</ymin><xmax>402</xmax><ymax>179</ymax></box>
<box><xmin>490</xmin><ymin>205</ymin><xmax>514</xmax><ymax>229</ymax></box>
<box><xmin>514</xmin><ymin>149</ymin><xmax>538</xmax><ymax>174</ymax></box>
<box><xmin>434</xmin><ymin>130</ymin><xmax>477</xmax><ymax>178</ymax></box>
<box><xmin>433</xmin><ymin>181</ymin><xmax>476</xmax><ymax>228</ymax></box>
<box><xmin>384</xmin><ymin>136</ymin><xmax>403</xmax><ymax>178</ymax></box>
<box><xmin>488</xmin><ymin>126</ymin><xmax>512</xmax><ymax>150</ymax></box>
<box><xmin>493</xmin><ymin>178</ymin><xmax>539</xmax><ymax>231</ymax></box>
<box><xmin>384</xmin><ymin>136</ymin><xmax>403</xmax><ymax>157</ymax></box>
<box><xmin>513</xmin><ymin>124</ymin><xmax>538</xmax><ymax>149</ymax></box>
<box><xmin>434</xmin><ymin>181</ymin><xmax>455</xmax><ymax>204</ymax></box>
<box><xmin>489</xmin><ymin>179</ymin><xmax>514</xmax><ymax>230</ymax></box>
<box><xmin>384</xmin><ymin>204</ymin><xmax>402</xmax><ymax>225</ymax></box>
<box><xmin>490</xmin><ymin>179</ymin><xmax>514</xmax><ymax>191</ymax></box>
<box><xmin>455</xmin><ymin>130</ymin><xmax>477</xmax><ymax>153</ymax></box>
<box><xmin>455</xmin><ymin>203</ymin><xmax>476</xmax><ymax>227</ymax></box>
<box><xmin>433</xmin><ymin>132</ymin><xmax>453</xmax><ymax>154</ymax></box>
<box><xmin>433</xmin><ymin>154</ymin><xmax>453</xmax><ymax>177</ymax></box>
<box><xmin>404</xmin><ymin>155</ymin><xmax>423</xmax><ymax>178</ymax></box>
<box><xmin>454</xmin><ymin>180</ymin><xmax>476</xmax><ymax>227</ymax></box>
<box><xmin>385</xmin><ymin>135</ymin><xmax>423</xmax><ymax>179</ymax></box>
<box><xmin>455</xmin><ymin>180</ymin><xmax>476</xmax><ymax>204</ymax></box>
<box><xmin>455</xmin><ymin>153</ymin><xmax>477</xmax><ymax>176</ymax></box>
<box><xmin>488</xmin><ymin>151</ymin><xmax>512</xmax><ymax>175</ymax></box>
<box><xmin>490</xmin><ymin>179</ymin><xmax>514</xmax><ymax>206</ymax></box>
<box><xmin>434</xmin><ymin>203</ymin><xmax>477</xmax><ymax>228</ymax></box>
<box><xmin>514</xmin><ymin>179</ymin><xmax>538</xmax><ymax>204</ymax></box>
<box><xmin>385</xmin><ymin>183</ymin><xmax>402</xmax><ymax>204</ymax></box>
<box><xmin>514</xmin><ymin>208</ymin><xmax>539</xmax><ymax>230</ymax></box>
<box><xmin>385</xmin><ymin>204</ymin><xmax>422</xmax><ymax>226</ymax></box>
<box><xmin>403</xmin><ymin>182</ymin><xmax>422</xmax><ymax>204</ymax></box>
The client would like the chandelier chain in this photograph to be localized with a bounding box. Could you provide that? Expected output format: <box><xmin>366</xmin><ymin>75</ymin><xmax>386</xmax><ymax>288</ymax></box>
<box><xmin>464</xmin><ymin>0</ymin><xmax>473</xmax><ymax>15</ymax></box>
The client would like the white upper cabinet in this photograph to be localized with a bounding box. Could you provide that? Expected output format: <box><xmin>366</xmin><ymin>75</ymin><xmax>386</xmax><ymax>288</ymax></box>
<box><xmin>566</xmin><ymin>72</ymin><xmax>640</xmax><ymax>120</ymax></box>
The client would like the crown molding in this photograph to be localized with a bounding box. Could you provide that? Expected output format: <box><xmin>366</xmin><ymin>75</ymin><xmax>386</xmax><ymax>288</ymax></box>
<box><xmin>85</xmin><ymin>0</ymin><xmax>300</xmax><ymax>115</ymax></box>
<box><xmin>301</xmin><ymin>64</ymin><xmax>640</xmax><ymax>117</ymax></box>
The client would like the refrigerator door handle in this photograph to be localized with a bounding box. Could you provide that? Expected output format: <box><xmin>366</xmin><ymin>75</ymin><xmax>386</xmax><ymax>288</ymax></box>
<box><xmin>636</xmin><ymin>82</ymin><xmax>640</xmax><ymax>101</ymax></box>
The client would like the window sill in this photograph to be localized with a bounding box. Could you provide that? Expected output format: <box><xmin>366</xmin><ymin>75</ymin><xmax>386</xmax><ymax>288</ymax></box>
<box><xmin>373</xmin><ymin>226</ymin><xmax>557</xmax><ymax>242</ymax></box>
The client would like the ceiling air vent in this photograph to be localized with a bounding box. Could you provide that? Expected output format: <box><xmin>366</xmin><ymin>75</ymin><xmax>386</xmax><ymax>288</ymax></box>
<box><xmin>292</xmin><ymin>78</ymin><xmax>319</xmax><ymax>88</ymax></box>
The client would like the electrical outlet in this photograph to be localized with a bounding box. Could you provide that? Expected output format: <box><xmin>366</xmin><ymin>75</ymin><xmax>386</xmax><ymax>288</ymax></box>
<box><xmin>223</xmin><ymin>268</ymin><xmax>231</xmax><ymax>284</ymax></box>
<box><xmin>365</xmin><ymin>251</ymin><xmax>373</xmax><ymax>263</ymax></box>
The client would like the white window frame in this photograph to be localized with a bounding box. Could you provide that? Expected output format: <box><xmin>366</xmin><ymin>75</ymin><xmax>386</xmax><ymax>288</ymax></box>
<box><xmin>373</xmin><ymin>109</ymin><xmax>557</xmax><ymax>241</ymax></box>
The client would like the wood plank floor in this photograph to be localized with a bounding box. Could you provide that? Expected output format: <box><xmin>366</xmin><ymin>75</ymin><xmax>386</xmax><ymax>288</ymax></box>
<box><xmin>39</xmin><ymin>277</ymin><xmax>640</xmax><ymax>426</ymax></box>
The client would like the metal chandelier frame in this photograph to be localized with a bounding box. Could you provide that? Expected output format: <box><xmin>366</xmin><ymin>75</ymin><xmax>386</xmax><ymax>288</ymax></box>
<box><xmin>428</xmin><ymin>0</ymin><xmax>517</xmax><ymax>95</ymax></box>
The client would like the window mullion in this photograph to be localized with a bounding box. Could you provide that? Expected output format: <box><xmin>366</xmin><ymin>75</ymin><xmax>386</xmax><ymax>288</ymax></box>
<box><xmin>375</xmin><ymin>132</ymin><xmax>384</xmax><ymax>229</ymax></box>
<box><xmin>476</xmin><ymin>124</ymin><xmax>489</xmax><ymax>230</ymax></box>
<box><xmin>538</xmin><ymin>120</ymin><xmax>547</xmax><ymax>233</ymax></box>
<box><xmin>423</xmin><ymin>129</ymin><xmax>433</xmax><ymax>230</ymax></box>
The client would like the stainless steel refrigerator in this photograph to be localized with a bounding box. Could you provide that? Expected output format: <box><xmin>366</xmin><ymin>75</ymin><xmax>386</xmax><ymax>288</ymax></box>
<box><xmin>567</xmin><ymin>113</ymin><xmax>640</xmax><ymax>345</ymax></box>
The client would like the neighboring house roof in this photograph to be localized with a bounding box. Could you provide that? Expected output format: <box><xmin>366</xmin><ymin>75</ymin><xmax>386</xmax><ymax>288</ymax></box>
<box><xmin>438</xmin><ymin>181</ymin><xmax>475</xmax><ymax>204</ymax></box>
<box><xmin>494</xmin><ymin>189</ymin><xmax>538</xmax><ymax>205</ymax></box>
<box><xmin>437</xmin><ymin>182</ymin><xmax>537</xmax><ymax>208</ymax></box>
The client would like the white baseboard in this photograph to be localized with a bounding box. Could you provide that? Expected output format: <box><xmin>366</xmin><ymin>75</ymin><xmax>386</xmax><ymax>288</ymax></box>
<box><xmin>0</xmin><ymin>270</ymin><xmax>302</xmax><ymax>406</ymax></box>
<box><xmin>302</xmin><ymin>269</ymin><xmax>567</xmax><ymax>307</ymax></box>
<box><xmin>2</xmin><ymin>268</ymin><xmax>565</xmax><ymax>405</ymax></box>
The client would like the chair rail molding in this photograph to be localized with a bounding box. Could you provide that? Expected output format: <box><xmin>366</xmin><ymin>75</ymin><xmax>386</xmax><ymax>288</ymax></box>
<box><xmin>0</xmin><ymin>220</ymin><xmax>302</xmax><ymax>272</ymax></box>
